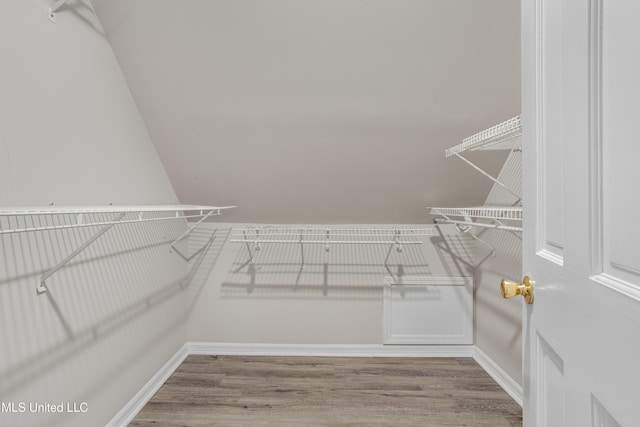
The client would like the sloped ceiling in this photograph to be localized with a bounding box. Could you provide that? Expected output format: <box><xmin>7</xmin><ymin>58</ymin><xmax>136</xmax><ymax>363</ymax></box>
<box><xmin>91</xmin><ymin>0</ymin><xmax>520</xmax><ymax>224</ymax></box>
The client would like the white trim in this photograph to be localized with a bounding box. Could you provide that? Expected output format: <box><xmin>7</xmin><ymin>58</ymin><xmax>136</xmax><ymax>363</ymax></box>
<box><xmin>106</xmin><ymin>343</ymin><xmax>189</xmax><ymax>427</ymax></box>
<box><xmin>473</xmin><ymin>346</ymin><xmax>523</xmax><ymax>407</ymax></box>
<box><xmin>187</xmin><ymin>342</ymin><xmax>475</xmax><ymax>358</ymax></box>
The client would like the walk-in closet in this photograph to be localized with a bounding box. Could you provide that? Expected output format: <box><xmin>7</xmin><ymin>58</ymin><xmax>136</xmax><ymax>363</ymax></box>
<box><xmin>3</xmin><ymin>0</ymin><xmax>639</xmax><ymax>426</ymax></box>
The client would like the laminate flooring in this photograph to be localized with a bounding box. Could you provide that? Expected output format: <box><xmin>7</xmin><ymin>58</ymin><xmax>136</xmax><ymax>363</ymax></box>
<box><xmin>131</xmin><ymin>355</ymin><xmax>522</xmax><ymax>426</ymax></box>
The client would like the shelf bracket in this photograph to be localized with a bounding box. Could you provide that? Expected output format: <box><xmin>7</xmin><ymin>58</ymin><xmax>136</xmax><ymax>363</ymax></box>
<box><xmin>240</xmin><ymin>229</ymin><xmax>261</xmax><ymax>265</ymax></box>
<box><xmin>383</xmin><ymin>230</ymin><xmax>403</xmax><ymax>270</ymax></box>
<box><xmin>37</xmin><ymin>212</ymin><xmax>126</xmax><ymax>294</ymax></box>
<box><xmin>431</xmin><ymin>210</ymin><xmax>495</xmax><ymax>256</ymax></box>
<box><xmin>453</xmin><ymin>153</ymin><xmax>522</xmax><ymax>202</ymax></box>
<box><xmin>467</xmin><ymin>232</ymin><xmax>496</xmax><ymax>257</ymax></box>
<box><xmin>299</xmin><ymin>232</ymin><xmax>305</xmax><ymax>269</ymax></box>
<box><xmin>169</xmin><ymin>210</ymin><xmax>217</xmax><ymax>261</ymax></box>
<box><xmin>325</xmin><ymin>229</ymin><xmax>330</xmax><ymax>253</ymax></box>
<box><xmin>48</xmin><ymin>0</ymin><xmax>68</xmax><ymax>22</ymax></box>
<box><xmin>171</xmin><ymin>229</ymin><xmax>217</xmax><ymax>262</ymax></box>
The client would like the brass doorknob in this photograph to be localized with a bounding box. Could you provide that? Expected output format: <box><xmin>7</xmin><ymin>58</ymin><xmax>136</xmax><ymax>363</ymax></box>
<box><xmin>500</xmin><ymin>276</ymin><xmax>534</xmax><ymax>304</ymax></box>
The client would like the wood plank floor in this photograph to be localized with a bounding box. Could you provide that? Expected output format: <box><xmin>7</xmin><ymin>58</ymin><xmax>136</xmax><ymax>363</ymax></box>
<box><xmin>131</xmin><ymin>355</ymin><xmax>522</xmax><ymax>426</ymax></box>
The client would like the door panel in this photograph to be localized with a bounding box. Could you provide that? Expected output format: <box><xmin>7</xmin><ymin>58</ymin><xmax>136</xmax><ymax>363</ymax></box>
<box><xmin>591</xmin><ymin>395</ymin><xmax>622</xmax><ymax>427</ymax></box>
<box><xmin>601</xmin><ymin>0</ymin><xmax>640</xmax><ymax>287</ymax></box>
<box><xmin>539</xmin><ymin>0</ymin><xmax>564</xmax><ymax>261</ymax></box>
<box><xmin>536</xmin><ymin>334</ymin><xmax>565</xmax><ymax>426</ymax></box>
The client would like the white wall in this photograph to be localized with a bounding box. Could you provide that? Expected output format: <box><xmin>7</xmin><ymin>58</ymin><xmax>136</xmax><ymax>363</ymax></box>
<box><xmin>92</xmin><ymin>0</ymin><xmax>521</xmax><ymax>224</ymax></box>
<box><xmin>473</xmin><ymin>150</ymin><xmax>523</xmax><ymax>385</ymax></box>
<box><xmin>0</xmin><ymin>1</ymin><xmax>185</xmax><ymax>426</ymax></box>
<box><xmin>186</xmin><ymin>224</ymin><xmax>477</xmax><ymax>344</ymax></box>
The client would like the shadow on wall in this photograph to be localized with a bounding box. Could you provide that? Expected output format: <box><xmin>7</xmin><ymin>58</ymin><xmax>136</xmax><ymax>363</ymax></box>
<box><xmin>220</xmin><ymin>233</ymin><xmax>434</xmax><ymax>300</ymax></box>
<box><xmin>0</xmin><ymin>213</ymin><xmax>223</xmax><ymax>426</ymax></box>
<box><xmin>184</xmin><ymin>226</ymin><xmax>232</xmax><ymax>313</ymax></box>
<box><xmin>430</xmin><ymin>225</ymin><xmax>481</xmax><ymax>275</ymax></box>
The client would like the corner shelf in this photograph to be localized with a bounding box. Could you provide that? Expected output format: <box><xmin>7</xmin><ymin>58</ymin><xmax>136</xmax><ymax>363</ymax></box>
<box><xmin>446</xmin><ymin>116</ymin><xmax>522</xmax><ymax>157</ymax></box>
<box><xmin>429</xmin><ymin>116</ymin><xmax>524</xmax><ymax>255</ymax></box>
<box><xmin>0</xmin><ymin>204</ymin><xmax>235</xmax><ymax>293</ymax></box>
<box><xmin>446</xmin><ymin>116</ymin><xmax>522</xmax><ymax>201</ymax></box>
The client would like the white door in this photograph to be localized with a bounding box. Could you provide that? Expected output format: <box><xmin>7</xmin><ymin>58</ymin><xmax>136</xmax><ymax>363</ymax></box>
<box><xmin>521</xmin><ymin>0</ymin><xmax>640</xmax><ymax>426</ymax></box>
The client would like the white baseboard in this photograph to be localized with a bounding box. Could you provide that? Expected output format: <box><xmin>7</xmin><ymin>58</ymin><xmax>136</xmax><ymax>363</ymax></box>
<box><xmin>106</xmin><ymin>343</ymin><xmax>189</xmax><ymax>427</ymax></box>
<box><xmin>472</xmin><ymin>346</ymin><xmax>523</xmax><ymax>406</ymax></box>
<box><xmin>110</xmin><ymin>343</ymin><xmax>521</xmax><ymax>425</ymax></box>
<box><xmin>187</xmin><ymin>342</ymin><xmax>475</xmax><ymax>358</ymax></box>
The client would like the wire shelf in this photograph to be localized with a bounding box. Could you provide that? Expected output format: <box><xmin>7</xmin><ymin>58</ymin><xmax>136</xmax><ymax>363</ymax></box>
<box><xmin>434</xmin><ymin>116</ymin><xmax>523</xmax><ymax>240</ymax></box>
<box><xmin>429</xmin><ymin>206</ymin><xmax>522</xmax><ymax>221</ymax></box>
<box><xmin>429</xmin><ymin>206</ymin><xmax>522</xmax><ymax>233</ymax></box>
<box><xmin>0</xmin><ymin>205</ymin><xmax>235</xmax><ymax>235</ymax></box>
<box><xmin>0</xmin><ymin>204</ymin><xmax>230</xmax><ymax>216</ymax></box>
<box><xmin>445</xmin><ymin>116</ymin><xmax>522</xmax><ymax>157</ymax></box>
<box><xmin>230</xmin><ymin>226</ymin><xmax>435</xmax><ymax>271</ymax></box>
<box><xmin>230</xmin><ymin>226</ymin><xmax>435</xmax><ymax>245</ymax></box>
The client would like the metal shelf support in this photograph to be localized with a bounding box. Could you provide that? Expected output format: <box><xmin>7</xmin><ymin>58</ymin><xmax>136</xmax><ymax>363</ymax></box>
<box><xmin>383</xmin><ymin>229</ymin><xmax>404</xmax><ymax>269</ymax></box>
<box><xmin>445</xmin><ymin>115</ymin><xmax>523</xmax><ymax>202</ymax></box>
<box><xmin>452</xmin><ymin>153</ymin><xmax>522</xmax><ymax>202</ymax></box>
<box><xmin>431</xmin><ymin>210</ymin><xmax>496</xmax><ymax>256</ymax></box>
<box><xmin>37</xmin><ymin>212</ymin><xmax>126</xmax><ymax>294</ymax></box>
<box><xmin>169</xmin><ymin>210</ymin><xmax>220</xmax><ymax>262</ymax></box>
